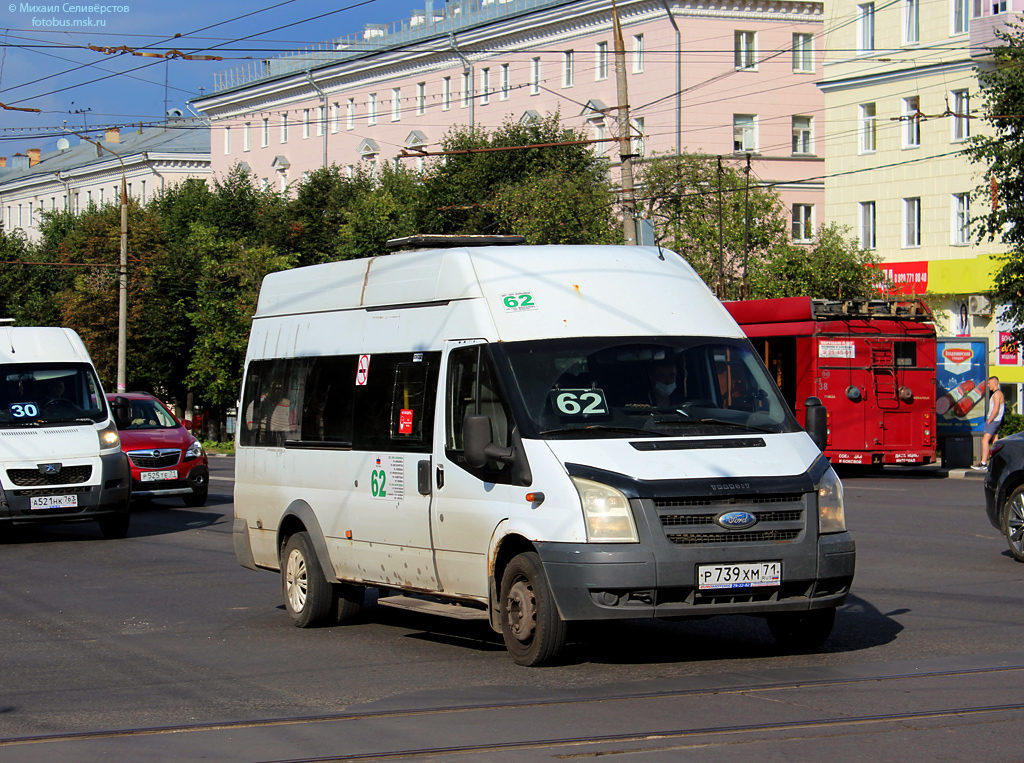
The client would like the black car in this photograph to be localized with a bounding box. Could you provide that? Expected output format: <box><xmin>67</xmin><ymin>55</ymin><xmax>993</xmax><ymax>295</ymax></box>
<box><xmin>983</xmin><ymin>431</ymin><xmax>1024</xmax><ymax>561</ymax></box>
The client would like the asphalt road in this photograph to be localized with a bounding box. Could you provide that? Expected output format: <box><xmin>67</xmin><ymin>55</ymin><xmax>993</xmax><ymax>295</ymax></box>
<box><xmin>2</xmin><ymin>461</ymin><xmax>1023</xmax><ymax>761</ymax></box>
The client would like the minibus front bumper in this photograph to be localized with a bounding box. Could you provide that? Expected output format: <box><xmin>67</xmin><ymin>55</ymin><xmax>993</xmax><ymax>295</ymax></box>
<box><xmin>534</xmin><ymin>530</ymin><xmax>855</xmax><ymax>622</ymax></box>
<box><xmin>0</xmin><ymin>451</ymin><xmax>131</xmax><ymax>527</ymax></box>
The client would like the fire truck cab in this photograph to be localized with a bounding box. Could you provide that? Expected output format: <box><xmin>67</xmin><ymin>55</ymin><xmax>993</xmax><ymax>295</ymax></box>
<box><xmin>726</xmin><ymin>297</ymin><xmax>937</xmax><ymax>466</ymax></box>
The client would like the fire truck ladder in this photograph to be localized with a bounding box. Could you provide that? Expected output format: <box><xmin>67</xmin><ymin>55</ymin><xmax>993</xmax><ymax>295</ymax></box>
<box><xmin>867</xmin><ymin>339</ymin><xmax>899</xmax><ymax>408</ymax></box>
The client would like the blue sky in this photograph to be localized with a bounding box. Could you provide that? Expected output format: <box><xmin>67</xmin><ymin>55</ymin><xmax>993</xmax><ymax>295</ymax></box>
<box><xmin>0</xmin><ymin>0</ymin><xmax>413</xmax><ymax>158</ymax></box>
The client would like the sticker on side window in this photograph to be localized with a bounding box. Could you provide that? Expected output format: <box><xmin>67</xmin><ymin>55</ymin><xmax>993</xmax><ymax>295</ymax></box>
<box><xmin>355</xmin><ymin>354</ymin><xmax>371</xmax><ymax>386</ymax></box>
<box><xmin>501</xmin><ymin>292</ymin><xmax>537</xmax><ymax>312</ymax></box>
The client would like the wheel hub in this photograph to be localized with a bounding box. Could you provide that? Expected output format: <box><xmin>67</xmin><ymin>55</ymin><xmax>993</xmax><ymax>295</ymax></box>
<box><xmin>285</xmin><ymin>548</ymin><xmax>308</xmax><ymax>612</ymax></box>
<box><xmin>506</xmin><ymin>579</ymin><xmax>537</xmax><ymax>642</ymax></box>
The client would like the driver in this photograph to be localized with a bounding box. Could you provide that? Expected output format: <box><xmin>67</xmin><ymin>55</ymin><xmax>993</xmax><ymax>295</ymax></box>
<box><xmin>42</xmin><ymin>378</ymin><xmax>82</xmax><ymax>415</ymax></box>
<box><xmin>648</xmin><ymin>360</ymin><xmax>685</xmax><ymax>408</ymax></box>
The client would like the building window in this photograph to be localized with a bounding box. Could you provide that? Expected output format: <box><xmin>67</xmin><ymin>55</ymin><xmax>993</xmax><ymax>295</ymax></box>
<box><xmin>417</xmin><ymin>82</ymin><xmax>426</xmax><ymax>114</ymax></box>
<box><xmin>858</xmin><ymin>3</ymin><xmax>875</xmax><ymax>52</ymax></box>
<box><xmin>860</xmin><ymin>103</ymin><xmax>877</xmax><ymax>152</ymax></box>
<box><xmin>500</xmin><ymin>64</ymin><xmax>510</xmax><ymax>100</ymax></box>
<box><xmin>735</xmin><ymin>31</ymin><xmax>756</xmax><ymax>70</ymax></box>
<box><xmin>953</xmin><ymin>193</ymin><xmax>970</xmax><ymax>244</ymax></box>
<box><xmin>904</xmin><ymin>0</ymin><xmax>919</xmax><ymax>43</ymax></box>
<box><xmin>952</xmin><ymin>90</ymin><xmax>970</xmax><ymax>141</ymax></box>
<box><xmin>303</xmin><ymin>108</ymin><xmax>310</xmax><ymax>139</ymax></box>
<box><xmin>793</xmin><ymin>33</ymin><xmax>813</xmax><ymax>71</ymax></box>
<box><xmin>733</xmin><ymin>114</ymin><xmax>756</xmax><ymax>152</ymax></box>
<box><xmin>340</xmin><ymin>101</ymin><xmax>349</xmax><ymax>132</ymax></box>
<box><xmin>631</xmin><ymin>117</ymin><xmax>646</xmax><ymax>156</ymax></box>
<box><xmin>224</xmin><ymin>126</ymin><xmax>231</xmax><ymax>155</ymax></box>
<box><xmin>860</xmin><ymin>201</ymin><xmax>876</xmax><ymax>249</ymax></box>
<box><xmin>480</xmin><ymin>68</ymin><xmax>491</xmax><ymax>105</ymax></box>
<box><xmin>633</xmin><ymin>33</ymin><xmax>644</xmax><ymax>73</ymax></box>
<box><xmin>531</xmin><ymin>57</ymin><xmax>541</xmax><ymax>95</ymax></box>
<box><xmin>461</xmin><ymin>72</ymin><xmax>470</xmax><ymax>108</ymax></box>
<box><xmin>261</xmin><ymin>117</ymin><xmax>269</xmax><ymax>147</ymax></box>
<box><xmin>596</xmin><ymin>41</ymin><xmax>609</xmax><ymax>80</ymax></box>
<box><xmin>792</xmin><ymin>205</ymin><xmax>814</xmax><ymax>242</ymax></box>
<box><xmin>595</xmin><ymin>123</ymin><xmax>606</xmax><ymax>155</ymax></box>
<box><xmin>563</xmin><ymin>50</ymin><xmax>574</xmax><ymax>87</ymax></box>
<box><xmin>953</xmin><ymin>0</ymin><xmax>969</xmax><ymax>33</ymax></box>
<box><xmin>904</xmin><ymin>96</ymin><xmax>921</xmax><ymax>147</ymax></box>
<box><xmin>993</xmin><ymin>0</ymin><xmax>1007</xmax><ymax>13</ymax></box>
<box><xmin>280</xmin><ymin>113</ymin><xmax>289</xmax><ymax>143</ymax></box>
<box><xmin>392</xmin><ymin>87</ymin><xmax>402</xmax><ymax>121</ymax></box>
<box><xmin>368</xmin><ymin>93</ymin><xmax>377</xmax><ymax>125</ymax></box>
<box><xmin>904</xmin><ymin>197</ymin><xmax>921</xmax><ymax>247</ymax></box>
<box><xmin>243</xmin><ymin>123</ymin><xmax>250</xmax><ymax>152</ymax></box>
<box><xmin>792</xmin><ymin>116</ymin><xmax>812</xmax><ymax>154</ymax></box>
<box><xmin>443</xmin><ymin>76</ymin><xmax>452</xmax><ymax>110</ymax></box>
<box><xmin>317</xmin><ymin>106</ymin><xmax>324</xmax><ymax>137</ymax></box>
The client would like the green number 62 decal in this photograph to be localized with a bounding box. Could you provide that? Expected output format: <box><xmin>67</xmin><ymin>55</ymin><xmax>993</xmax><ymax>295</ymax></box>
<box><xmin>502</xmin><ymin>292</ymin><xmax>537</xmax><ymax>312</ymax></box>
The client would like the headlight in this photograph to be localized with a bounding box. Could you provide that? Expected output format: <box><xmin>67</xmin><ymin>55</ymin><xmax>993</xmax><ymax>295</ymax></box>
<box><xmin>97</xmin><ymin>420</ymin><xmax>121</xmax><ymax>452</ymax></box>
<box><xmin>571</xmin><ymin>476</ymin><xmax>638</xmax><ymax>543</ymax></box>
<box><xmin>185</xmin><ymin>438</ymin><xmax>204</xmax><ymax>459</ymax></box>
<box><xmin>816</xmin><ymin>465</ymin><xmax>846</xmax><ymax>533</ymax></box>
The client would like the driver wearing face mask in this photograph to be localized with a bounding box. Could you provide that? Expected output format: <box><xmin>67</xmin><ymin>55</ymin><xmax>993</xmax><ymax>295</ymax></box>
<box><xmin>648</xmin><ymin>360</ymin><xmax>684</xmax><ymax>408</ymax></box>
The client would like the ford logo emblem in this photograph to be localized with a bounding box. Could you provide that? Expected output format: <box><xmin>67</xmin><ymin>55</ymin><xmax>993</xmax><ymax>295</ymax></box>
<box><xmin>716</xmin><ymin>511</ymin><xmax>758</xmax><ymax>530</ymax></box>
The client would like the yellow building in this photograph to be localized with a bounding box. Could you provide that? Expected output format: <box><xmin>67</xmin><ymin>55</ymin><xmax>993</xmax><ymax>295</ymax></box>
<box><xmin>819</xmin><ymin>0</ymin><xmax>1024</xmax><ymax>395</ymax></box>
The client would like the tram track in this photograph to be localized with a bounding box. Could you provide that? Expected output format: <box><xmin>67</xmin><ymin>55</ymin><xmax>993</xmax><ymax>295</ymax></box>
<box><xmin>4</xmin><ymin>661</ymin><xmax>1023</xmax><ymax>751</ymax></box>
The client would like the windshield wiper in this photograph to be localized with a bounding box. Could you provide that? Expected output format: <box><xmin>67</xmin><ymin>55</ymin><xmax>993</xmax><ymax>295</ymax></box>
<box><xmin>694</xmin><ymin>418</ymin><xmax>777</xmax><ymax>434</ymax></box>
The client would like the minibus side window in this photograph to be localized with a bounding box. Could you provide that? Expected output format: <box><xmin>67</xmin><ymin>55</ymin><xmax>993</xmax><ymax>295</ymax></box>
<box><xmin>894</xmin><ymin>341</ymin><xmax>917</xmax><ymax>367</ymax></box>
<box><xmin>445</xmin><ymin>346</ymin><xmax>512</xmax><ymax>483</ymax></box>
<box><xmin>353</xmin><ymin>353</ymin><xmax>439</xmax><ymax>453</ymax></box>
<box><xmin>300</xmin><ymin>356</ymin><xmax>356</xmax><ymax>444</ymax></box>
<box><xmin>241</xmin><ymin>359</ymin><xmax>301</xmax><ymax>447</ymax></box>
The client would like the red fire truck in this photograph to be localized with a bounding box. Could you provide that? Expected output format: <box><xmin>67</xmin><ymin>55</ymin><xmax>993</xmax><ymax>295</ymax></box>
<box><xmin>725</xmin><ymin>297</ymin><xmax>937</xmax><ymax>466</ymax></box>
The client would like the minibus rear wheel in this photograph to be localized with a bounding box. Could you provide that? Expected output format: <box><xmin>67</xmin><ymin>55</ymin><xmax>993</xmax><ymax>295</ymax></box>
<box><xmin>766</xmin><ymin>607</ymin><xmax>836</xmax><ymax>652</ymax></box>
<box><xmin>283</xmin><ymin>532</ymin><xmax>334</xmax><ymax>627</ymax></box>
<box><xmin>499</xmin><ymin>552</ymin><xmax>566</xmax><ymax>666</ymax></box>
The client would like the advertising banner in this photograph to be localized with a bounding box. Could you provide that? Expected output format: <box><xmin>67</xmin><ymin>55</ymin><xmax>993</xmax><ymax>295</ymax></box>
<box><xmin>936</xmin><ymin>338</ymin><xmax>989</xmax><ymax>435</ymax></box>
<box><xmin>1000</xmin><ymin>331</ymin><xmax>1019</xmax><ymax>365</ymax></box>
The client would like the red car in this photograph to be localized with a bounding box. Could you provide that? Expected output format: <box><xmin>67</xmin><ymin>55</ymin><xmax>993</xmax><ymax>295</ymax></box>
<box><xmin>106</xmin><ymin>392</ymin><xmax>209</xmax><ymax>506</ymax></box>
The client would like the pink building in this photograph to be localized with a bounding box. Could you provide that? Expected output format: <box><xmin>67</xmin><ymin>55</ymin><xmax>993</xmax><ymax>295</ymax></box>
<box><xmin>194</xmin><ymin>0</ymin><xmax>824</xmax><ymax>236</ymax></box>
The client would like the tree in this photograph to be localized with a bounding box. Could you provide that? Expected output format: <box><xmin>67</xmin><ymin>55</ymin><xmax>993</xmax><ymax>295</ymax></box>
<box><xmin>637</xmin><ymin>153</ymin><xmax>792</xmax><ymax>299</ymax></box>
<box><xmin>962</xmin><ymin>21</ymin><xmax>1024</xmax><ymax>333</ymax></box>
<box><xmin>418</xmin><ymin>113</ymin><xmax>615</xmax><ymax>240</ymax></box>
<box><xmin>748</xmin><ymin>223</ymin><xmax>881</xmax><ymax>300</ymax></box>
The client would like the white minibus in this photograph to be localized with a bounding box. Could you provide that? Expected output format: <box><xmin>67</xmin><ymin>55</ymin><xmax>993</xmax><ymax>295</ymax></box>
<box><xmin>0</xmin><ymin>325</ymin><xmax>132</xmax><ymax>538</ymax></box>
<box><xmin>233</xmin><ymin>245</ymin><xmax>855</xmax><ymax>665</ymax></box>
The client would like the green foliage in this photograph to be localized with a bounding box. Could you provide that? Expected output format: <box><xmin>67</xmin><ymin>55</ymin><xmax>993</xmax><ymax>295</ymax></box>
<box><xmin>185</xmin><ymin>223</ymin><xmax>295</xmax><ymax>406</ymax></box>
<box><xmin>962</xmin><ymin>22</ymin><xmax>1024</xmax><ymax>336</ymax></box>
<box><xmin>749</xmin><ymin>223</ymin><xmax>881</xmax><ymax>299</ymax></box>
<box><xmin>419</xmin><ymin>113</ymin><xmax>614</xmax><ymax>238</ymax></box>
<box><xmin>1000</xmin><ymin>411</ymin><xmax>1024</xmax><ymax>438</ymax></box>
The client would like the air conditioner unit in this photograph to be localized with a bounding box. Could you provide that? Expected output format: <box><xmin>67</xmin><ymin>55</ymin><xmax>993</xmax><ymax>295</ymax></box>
<box><xmin>968</xmin><ymin>295</ymin><xmax>993</xmax><ymax>316</ymax></box>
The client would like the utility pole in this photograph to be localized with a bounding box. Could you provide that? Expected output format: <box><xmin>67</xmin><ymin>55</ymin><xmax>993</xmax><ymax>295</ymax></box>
<box><xmin>741</xmin><ymin>152</ymin><xmax>751</xmax><ymax>299</ymax></box>
<box><xmin>611</xmin><ymin>0</ymin><xmax>637</xmax><ymax>244</ymax></box>
<box><xmin>717</xmin><ymin>156</ymin><xmax>724</xmax><ymax>299</ymax></box>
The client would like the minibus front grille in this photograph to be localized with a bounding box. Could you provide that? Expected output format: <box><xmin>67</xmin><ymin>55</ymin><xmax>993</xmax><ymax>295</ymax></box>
<box><xmin>666</xmin><ymin>529</ymin><xmax>801</xmax><ymax>546</ymax></box>
<box><xmin>655</xmin><ymin>493</ymin><xmax>804</xmax><ymax>509</ymax></box>
<box><xmin>14</xmin><ymin>486</ymin><xmax>92</xmax><ymax>496</ymax></box>
<box><xmin>128</xmin><ymin>449</ymin><xmax>181</xmax><ymax>469</ymax></box>
<box><xmin>7</xmin><ymin>465</ymin><xmax>93</xmax><ymax>486</ymax></box>
<box><xmin>661</xmin><ymin>509</ymin><xmax>803</xmax><ymax>527</ymax></box>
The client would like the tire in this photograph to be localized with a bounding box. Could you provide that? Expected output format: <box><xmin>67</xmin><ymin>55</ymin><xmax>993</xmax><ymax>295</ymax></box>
<box><xmin>182</xmin><ymin>487</ymin><xmax>209</xmax><ymax>508</ymax></box>
<box><xmin>1001</xmin><ymin>486</ymin><xmax>1024</xmax><ymax>562</ymax></box>
<box><xmin>97</xmin><ymin>511</ymin><xmax>130</xmax><ymax>539</ymax></box>
<box><xmin>767</xmin><ymin>607</ymin><xmax>836</xmax><ymax>652</ymax></box>
<box><xmin>499</xmin><ymin>552</ymin><xmax>566</xmax><ymax>666</ymax></box>
<box><xmin>335</xmin><ymin>583</ymin><xmax>365</xmax><ymax>624</ymax></box>
<box><xmin>282</xmin><ymin>532</ymin><xmax>335</xmax><ymax>628</ymax></box>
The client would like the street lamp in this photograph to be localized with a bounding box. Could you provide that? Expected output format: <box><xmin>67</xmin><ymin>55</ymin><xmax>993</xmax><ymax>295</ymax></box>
<box><xmin>75</xmin><ymin>132</ymin><xmax>127</xmax><ymax>393</ymax></box>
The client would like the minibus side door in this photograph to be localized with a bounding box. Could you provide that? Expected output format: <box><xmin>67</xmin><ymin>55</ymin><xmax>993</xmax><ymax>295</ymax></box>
<box><xmin>431</xmin><ymin>340</ymin><xmax>516</xmax><ymax>599</ymax></box>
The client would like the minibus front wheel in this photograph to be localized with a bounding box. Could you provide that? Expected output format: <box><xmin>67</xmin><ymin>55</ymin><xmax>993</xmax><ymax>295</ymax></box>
<box><xmin>500</xmin><ymin>552</ymin><xmax>566</xmax><ymax>667</ymax></box>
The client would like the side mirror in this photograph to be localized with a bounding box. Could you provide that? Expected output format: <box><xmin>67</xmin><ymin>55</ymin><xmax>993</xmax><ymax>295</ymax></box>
<box><xmin>182</xmin><ymin>419</ymin><xmax>193</xmax><ymax>431</ymax></box>
<box><xmin>111</xmin><ymin>396</ymin><xmax>131</xmax><ymax>429</ymax></box>
<box><xmin>804</xmin><ymin>396</ymin><xmax>827</xmax><ymax>452</ymax></box>
<box><xmin>463</xmin><ymin>413</ymin><xmax>514</xmax><ymax>469</ymax></box>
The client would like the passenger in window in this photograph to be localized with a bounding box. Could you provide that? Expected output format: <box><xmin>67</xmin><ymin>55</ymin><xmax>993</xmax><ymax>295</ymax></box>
<box><xmin>269</xmin><ymin>379</ymin><xmax>293</xmax><ymax>434</ymax></box>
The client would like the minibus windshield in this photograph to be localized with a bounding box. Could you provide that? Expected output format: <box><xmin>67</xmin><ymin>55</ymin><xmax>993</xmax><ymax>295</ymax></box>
<box><xmin>503</xmin><ymin>337</ymin><xmax>798</xmax><ymax>438</ymax></box>
<box><xmin>0</xmin><ymin>363</ymin><xmax>108</xmax><ymax>426</ymax></box>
